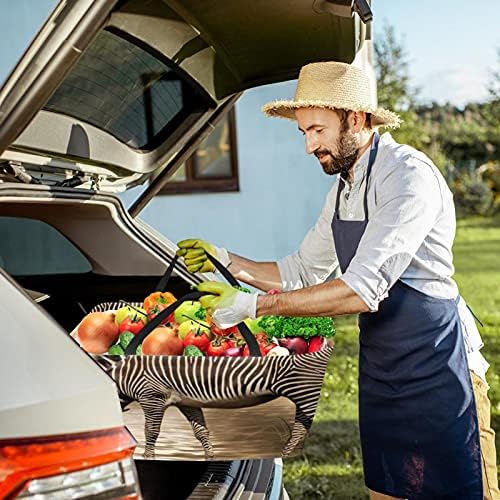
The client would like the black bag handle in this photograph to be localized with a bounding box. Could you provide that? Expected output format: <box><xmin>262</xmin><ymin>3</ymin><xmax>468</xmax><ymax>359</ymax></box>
<box><xmin>206</xmin><ymin>252</ymin><xmax>239</xmax><ymax>286</ymax></box>
<box><xmin>154</xmin><ymin>252</ymin><xmax>177</xmax><ymax>292</ymax></box>
<box><xmin>125</xmin><ymin>254</ymin><xmax>261</xmax><ymax>356</ymax></box>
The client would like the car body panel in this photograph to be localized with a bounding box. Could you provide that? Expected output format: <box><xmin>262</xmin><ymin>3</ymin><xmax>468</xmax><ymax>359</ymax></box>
<box><xmin>0</xmin><ymin>269</ymin><xmax>123</xmax><ymax>438</ymax></box>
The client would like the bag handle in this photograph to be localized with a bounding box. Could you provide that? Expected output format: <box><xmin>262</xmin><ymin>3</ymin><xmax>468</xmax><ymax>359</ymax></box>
<box><xmin>125</xmin><ymin>255</ymin><xmax>261</xmax><ymax>356</ymax></box>
<box><xmin>154</xmin><ymin>253</ymin><xmax>177</xmax><ymax>292</ymax></box>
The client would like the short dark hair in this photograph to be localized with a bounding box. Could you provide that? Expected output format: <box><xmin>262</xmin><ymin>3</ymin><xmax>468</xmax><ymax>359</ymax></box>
<box><xmin>335</xmin><ymin>109</ymin><xmax>373</xmax><ymax>130</ymax></box>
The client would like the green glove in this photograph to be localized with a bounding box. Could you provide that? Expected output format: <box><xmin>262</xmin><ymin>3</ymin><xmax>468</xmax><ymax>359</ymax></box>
<box><xmin>176</xmin><ymin>239</ymin><xmax>231</xmax><ymax>274</ymax></box>
<box><xmin>196</xmin><ymin>281</ymin><xmax>258</xmax><ymax>329</ymax></box>
<box><xmin>196</xmin><ymin>281</ymin><xmax>238</xmax><ymax>310</ymax></box>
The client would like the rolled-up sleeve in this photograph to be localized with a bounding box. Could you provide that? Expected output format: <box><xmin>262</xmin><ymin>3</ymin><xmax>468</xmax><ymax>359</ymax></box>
<box><xmin>278</xmin><ymin>184</ymin><xmax>340</xmax><ymax>291</ymax></box>
<box><xmin>340</xmin><ymin>158</ymin><xmax>443</xmax><ymax>311</ymax></box>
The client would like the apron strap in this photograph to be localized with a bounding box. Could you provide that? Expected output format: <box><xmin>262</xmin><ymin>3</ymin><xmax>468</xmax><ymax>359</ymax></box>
<box><xmin>334</xmin><ymin>131</ymin><xmax>380</xmax><ymax>220</ymax></box>
<box><xmin>467</xmin><ymin>303</ymin><xmax>484</xmax><ymax>328</ymax></box>
<box><xmin>363</xmin><ymin>132</ymin><xmax>380</xmax><ymax>219</ymax></box>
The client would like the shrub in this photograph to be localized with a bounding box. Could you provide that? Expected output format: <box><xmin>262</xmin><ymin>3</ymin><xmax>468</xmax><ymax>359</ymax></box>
<box><xmin>478</xmin><ymin>162</ymin><xmax>500</xmax><ymax>212</ymax></box>
<box><xmin>451</xmin><ymin>172</ymin><xmax>494</xmax><ymax>216</ymax></box>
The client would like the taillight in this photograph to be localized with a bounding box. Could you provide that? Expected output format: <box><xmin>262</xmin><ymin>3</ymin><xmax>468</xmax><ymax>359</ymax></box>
<box><xmin>0</xmin><ymin>426</ymin><xmax>140</xmax><ymax>499</ymax></box>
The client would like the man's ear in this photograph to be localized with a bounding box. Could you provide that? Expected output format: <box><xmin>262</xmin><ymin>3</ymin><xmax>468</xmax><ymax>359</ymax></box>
<box><xmin>348</xmin><ymin>111</ymin><xmax>367</xmax><ymax>133</ymax></box>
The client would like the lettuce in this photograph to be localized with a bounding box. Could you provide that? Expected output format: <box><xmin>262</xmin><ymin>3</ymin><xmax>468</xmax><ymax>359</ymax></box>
<box><xmin>257</xmin><ymin>315</ymin><xmax>335</xmax><ymax>340</ymax></box>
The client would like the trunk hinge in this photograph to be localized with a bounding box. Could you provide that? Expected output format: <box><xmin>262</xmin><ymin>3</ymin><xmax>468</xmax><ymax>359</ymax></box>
<box><xmin>314</xmin><ymin>0</ymin><xmax>373</xmax><ymax>23</ymax></box>
<box><xmin>2</xmin><ymin>161</ymin><xmax>42</xmax><ymax>184</ymax></box>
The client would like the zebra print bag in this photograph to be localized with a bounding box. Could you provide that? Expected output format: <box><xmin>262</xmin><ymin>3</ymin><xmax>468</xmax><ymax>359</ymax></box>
<box><xmin>84</xmin><ymin>256</ymin><xmax>334</xmax><ymax>461</ymax></box>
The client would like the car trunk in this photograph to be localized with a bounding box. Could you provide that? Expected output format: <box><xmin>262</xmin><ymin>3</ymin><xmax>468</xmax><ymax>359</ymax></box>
<box><xmin>0</xmin><ymin>0</ymin><xmax>368</xmax><ymax>212</ymax></box>
<box><xmin>0</xmin><ymin>184</ymin><xmax>285</xmax><ymax>498</ymax></box>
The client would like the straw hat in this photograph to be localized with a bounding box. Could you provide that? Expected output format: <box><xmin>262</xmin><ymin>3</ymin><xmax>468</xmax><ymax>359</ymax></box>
<box><xmin>262</xmin><ymin>61</ymin><xmax>401</xmax><ymax>129</ymax></box>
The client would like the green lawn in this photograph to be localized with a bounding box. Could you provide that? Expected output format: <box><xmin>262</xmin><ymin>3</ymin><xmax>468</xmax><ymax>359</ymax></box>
<box><xmin>283</xmin><ymin>215</ymin><xmax>500</xmax><ymax>499</ymax></box>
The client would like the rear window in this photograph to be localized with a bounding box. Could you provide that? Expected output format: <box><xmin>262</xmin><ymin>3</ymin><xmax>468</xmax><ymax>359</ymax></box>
<box><xmin>0</xmin><ymin>217</ymin><xmax>91</xmax><ymax>275</ymax></box>
<box><xmin>43</xmin><ymin>29</ymin><xmax>210</xmax><ymax>150</ymax></box>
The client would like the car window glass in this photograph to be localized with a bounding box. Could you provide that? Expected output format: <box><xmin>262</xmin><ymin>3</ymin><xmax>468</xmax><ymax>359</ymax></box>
<box><xmin>0</xmin><ymin>217</ymin><xmax>91</xmax><ymax>275</ymax></box>
<box><xmin>43</xmin><ymin>29</ymin><xmax>209</xmax><ymax>149</ymax></box>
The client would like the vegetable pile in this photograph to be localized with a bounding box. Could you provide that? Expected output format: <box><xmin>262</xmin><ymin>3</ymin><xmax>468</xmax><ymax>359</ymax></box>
<box><xmin>76</xmin><ymin>288</ymin><xmax>335</xmax><ymax>358</ymax></box>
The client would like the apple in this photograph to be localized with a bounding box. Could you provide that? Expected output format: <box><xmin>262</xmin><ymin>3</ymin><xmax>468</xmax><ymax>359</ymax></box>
<box><xmin>115</xmin><ymin>305</ymin><xmax>148</xmax><ymax>326</ymax></box>
<box><xmin>178</xmin><ymin>319</ymin><xmax>210</xmax><ymax>340</ymax></box>
<box><xmin>174</xmin><ymin>300</ymin><xmax>205</xmax><ymax>324</ymax></box>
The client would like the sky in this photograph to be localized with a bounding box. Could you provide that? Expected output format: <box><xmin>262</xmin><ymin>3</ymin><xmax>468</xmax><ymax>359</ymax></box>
<box><xmin>0</xmin><ymin>0</ymin><xmax>498</xmax><ymax>108</ymax></box>
<box><xmin>373</xmin><ymin>0</ymin><xmax>500</xmax><ymax>107</ymax></box>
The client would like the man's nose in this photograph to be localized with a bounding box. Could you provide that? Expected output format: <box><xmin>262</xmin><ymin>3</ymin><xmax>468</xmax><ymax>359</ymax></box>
<box><xmin>305</xmin><ymin>134</ymin><xmax>319</xmax><ymax>155</ymax></box>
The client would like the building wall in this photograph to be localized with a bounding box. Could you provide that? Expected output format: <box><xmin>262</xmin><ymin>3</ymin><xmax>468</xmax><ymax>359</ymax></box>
<box><xmin>127</xmin><ymin>82</ymin><xmax>336</xmax><ymax>261</ymax></box>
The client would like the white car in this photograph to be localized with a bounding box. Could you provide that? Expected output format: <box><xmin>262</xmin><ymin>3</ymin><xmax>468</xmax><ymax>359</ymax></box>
<box><xmin>0</xmin><ymin>0</ymin><xmax>370</xmax><ymax>498</ymax></box>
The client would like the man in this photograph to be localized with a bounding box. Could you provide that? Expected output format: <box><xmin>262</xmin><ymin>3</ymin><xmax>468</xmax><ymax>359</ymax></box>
<box><xmin>176</xmin><ymin>62</ymin><xmax>498</xmax><ymax>499</ymax></box>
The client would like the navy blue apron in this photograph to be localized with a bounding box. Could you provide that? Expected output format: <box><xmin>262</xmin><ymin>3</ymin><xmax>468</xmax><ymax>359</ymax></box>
<box><xmin>331</xmin><ymin>133</ymin><xmax>482</xmax><ymax>499</ymax></box>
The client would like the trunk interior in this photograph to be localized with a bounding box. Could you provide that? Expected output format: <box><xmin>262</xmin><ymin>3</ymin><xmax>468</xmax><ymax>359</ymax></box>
<box><xmin>18</xmin><ymin>272</ymin><xmax>192</xmax><ymax>333</ymax></box>
<box><xmin>0</xmin><ymin>186</ymin><xmax>249</xmax><ymax>499</ymax></box>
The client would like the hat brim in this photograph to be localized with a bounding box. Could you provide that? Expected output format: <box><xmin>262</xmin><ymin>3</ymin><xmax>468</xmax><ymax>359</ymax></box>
<box><xmin>262</xmin><ymin>99</ymin><xmax>401</xmax><ymax>129</ymax></box>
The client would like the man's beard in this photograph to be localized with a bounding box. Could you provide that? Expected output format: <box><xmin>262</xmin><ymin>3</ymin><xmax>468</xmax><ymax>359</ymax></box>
<box><xmin>315</xmin><ymin>123</ymin><xmax>359</xmax><ymax>176</ymax></box>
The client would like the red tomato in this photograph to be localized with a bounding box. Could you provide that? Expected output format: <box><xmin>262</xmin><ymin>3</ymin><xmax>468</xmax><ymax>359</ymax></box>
<box><xmin>147</xmin><ymin>302</ymin><xmax>175</xmax><ymax>325</ymax></box>
<box><xmin>263</xmin><ymin>342</ymin><xmax>277</xmax><ymax>355</ymax></box>
<box><xmin>242</xmin><ymin>341</ymin><xmax>275</xmax><ymax>357</ymax></box>
<box><xmin>254</xmin><ymin>333</ymin><xmax>269</xmax><ymax>343</ymax></box>
<box><xmin>183</xmin><ymin>330</ymin><xmax>211</xmax><ymax>351</ymax></box>
<box><xmin>118</xmin><ymin>316</ymin><xmax>145</xmax><ymax>335</ymax></box>
<box><xmin>207</xmin><ymin>339</ymin><xmax>233</xmax><ymax>357</ymax></box>
<box><xmin>211</xmin><ymin>324</ymin><xmax>239</xmax><ymax>337</ymax></box>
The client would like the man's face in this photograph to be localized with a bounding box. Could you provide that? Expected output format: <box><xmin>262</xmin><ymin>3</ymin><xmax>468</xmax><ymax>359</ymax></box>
<box><xmin>295</xmin><ymin>108</ymin><xmax>359</xmax><ymax>176</ymax></box>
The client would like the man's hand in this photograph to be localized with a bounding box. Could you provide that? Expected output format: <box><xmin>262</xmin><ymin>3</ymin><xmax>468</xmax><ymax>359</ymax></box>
<box><xmin>196</xmin><ymin>281</ymin><xmax>258</xmax><ymax>329</ymax></box>
<box><xmin>176</xmin><ymin>239</ymin><xmax>231</xmax><ymax>273</ymax></box>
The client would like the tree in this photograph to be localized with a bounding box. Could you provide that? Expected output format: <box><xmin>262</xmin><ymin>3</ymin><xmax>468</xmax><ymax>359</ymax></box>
<box><xmin>483</xmin><ymin>48</ymin><xmax>500</xmax><ymax>159</ymax></box>
<box><xmin>374</xmin><ymin>24</ymin><xmax>441</xmax><ymax>168</ymax></box>
<box><xmin>487</xmin><ymin>48</ymin><xmax>500</xmax><ymax>102</ymax></box>
<box><xmin>374</xmin><ymin>24</ymin><xmax>417</xmax><ymax>112</ymax></box>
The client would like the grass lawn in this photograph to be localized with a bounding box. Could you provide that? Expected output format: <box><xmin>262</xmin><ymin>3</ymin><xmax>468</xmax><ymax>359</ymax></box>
<box><xmin>283</xmin><ymin>215</ymin><xmax>500</xmax><ymax>499</ymax></box>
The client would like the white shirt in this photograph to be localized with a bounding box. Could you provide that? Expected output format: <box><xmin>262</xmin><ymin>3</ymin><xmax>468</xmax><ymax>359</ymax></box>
<box><xmin>277</xmin><ymin>133</ymin><xmax>488</xmax><ymax>380</ymax></box>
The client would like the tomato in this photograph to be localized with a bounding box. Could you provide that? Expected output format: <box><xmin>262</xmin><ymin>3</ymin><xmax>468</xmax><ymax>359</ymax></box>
<box><xmin>147</xmin><ymin>302</ymin><xmax>175</xmax><ymax>325</ymax></box>
<box><xmin>118</xmin><ymin>316</ymin><xmax>146</xmax><ymax>335</ymax></box>
<box><xmin>211</xmin><ymin>324</ymin><xmax>239</xmax><ymax>337</ymax></box>
<box><xmin>206</xmin><ymin>338</ymin><xmax>233</xmax><ymax>357</ymax></box>
<box><xmin>243</xmin><ymin>337</ymin><xmax>276</xmax><ymax>357</ymax></box>
<box><xmin>183</xmin><ymin>329</ymin><xmax>211</xmax><ymax>351</ymax></box>
<box><xmin>254</xmin><ymin>333</ymin><xmax>269</xmax><ymax>343</ymax></box>
<box><xmin>263</xmin><ymin>342</ymin><xmax>277</xmax><ymax>355</ymax></box>
<box><xmin>143</xmin><ymin>291</ymin><xmax>176</xmax><ymax>312</ymax></box>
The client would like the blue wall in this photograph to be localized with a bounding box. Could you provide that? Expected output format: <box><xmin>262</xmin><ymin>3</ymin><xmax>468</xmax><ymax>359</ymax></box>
<box><xmin>128</xmin><ymin>82</ymin><xmax>335</xmax><ymax>261</ymax></box>
<box><xmin>0</xmin><ymin>1</ymin><xmax>58</xmax><ymax>86</ymax></box>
